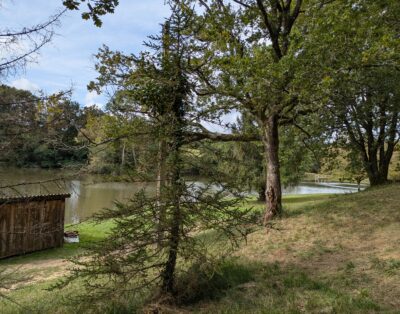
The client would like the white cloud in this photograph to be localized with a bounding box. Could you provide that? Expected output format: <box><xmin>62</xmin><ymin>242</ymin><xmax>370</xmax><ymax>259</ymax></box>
<box><xmin>1</xmin><ymin>0</ymin><xmax>170</xmax><ymax>106</ymax></box>
<box><xmin>84</xmin><ymin>90</ymin><xmax>101</xmax><ymax>107</ymax></box>
<box><xmin>10</xmin><ymin>78</ymin><xmax>40</xmax><ymax>92</ymax></box>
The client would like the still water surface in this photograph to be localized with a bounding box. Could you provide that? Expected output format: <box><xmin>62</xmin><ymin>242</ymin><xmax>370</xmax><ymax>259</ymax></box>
<box><xmin>0</xmin><ymin>167</ymin><xmax>365</xmax><ymax>224</ymax></box>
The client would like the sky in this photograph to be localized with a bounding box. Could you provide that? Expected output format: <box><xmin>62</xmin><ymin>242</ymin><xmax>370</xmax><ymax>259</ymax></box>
<box><xmin>0</xmin><ymin>0</ymin><xmax>238</xmax><ymax>132</ymax></box>
<box><xmin>1</xmin><ymin>0</ymin><xmax>171</xmax><ymax>107</ymax></box>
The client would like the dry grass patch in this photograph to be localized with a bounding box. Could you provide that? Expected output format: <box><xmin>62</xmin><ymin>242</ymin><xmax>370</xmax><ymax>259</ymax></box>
<box><xmin>230</xmin><ymin>184</ymin><xmax>400</xmax><ymax>312</ymax></box>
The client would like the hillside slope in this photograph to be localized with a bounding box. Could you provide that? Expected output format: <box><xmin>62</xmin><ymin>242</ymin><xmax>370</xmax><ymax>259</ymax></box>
<box><xmin>1</xmin><ymin>186</ymin><xmax>399</xmax><ymax>313</ymax></box>
<box><xmin>193</xmin><ymin>185</ymin><xmax>400</xmax><ymax>313</ymax></box>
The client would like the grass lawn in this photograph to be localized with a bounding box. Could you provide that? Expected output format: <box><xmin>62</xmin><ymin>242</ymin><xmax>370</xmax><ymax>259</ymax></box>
<box><xmin>1</xmin><ymin>186</ymin><xmax>399</xmax><ymax>313</ymax></box>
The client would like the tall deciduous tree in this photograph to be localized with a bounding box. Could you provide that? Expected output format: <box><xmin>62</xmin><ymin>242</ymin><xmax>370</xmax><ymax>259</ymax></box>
<box><xmin>199</xmin><ymin>113</ymin><xmax>315</xmax><ymax>202</ymax></box>
<box><xmin>0</xmin><ymin>85</ymin><xmax>88</xmax><ymax>168</ymax></box>
<box><xmin>177</xmin><ymin>0</ymin><xmax>312</xmax><ymax>222</ymax></box>
<box><xmin>304</xmin><ymin>0</ymin><xmax>400</xmax><ymax>185</ymax></box>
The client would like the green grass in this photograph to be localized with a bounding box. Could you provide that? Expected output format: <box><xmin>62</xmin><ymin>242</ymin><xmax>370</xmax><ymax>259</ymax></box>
<box><xmin>0</xmin><ymin>221</ymin><xmax>113</xmax><ymax>266</ymax></box>
<box><xmin>0</xmin><ymin>194</ymin><xmax>331</xmax><ymax>267</ymax></box>
<box><xmin>1</xmin><ymin>185</ymin><xmax>400</xmax><ymax>313</ymax></box>
<box><xmin>189</xmin><ymin>262</ymin><xmax>382</xmax><ymax>314</ymax></box>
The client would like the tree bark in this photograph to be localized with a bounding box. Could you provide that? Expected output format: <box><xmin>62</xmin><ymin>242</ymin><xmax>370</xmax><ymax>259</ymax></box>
<box><xmin>161</xmin><ymin>176</ymin><xmax>181</xmax><ymax>294</ymax></box>
<box><xmin>161</xmin><ymin>126</ymin><xmax>183</xmax><ymax>295</ymax></box>
<box><xmin>366</xmin><ymin>163</ymin><xmax>390</xmax><ymax>186</ymax></box>
<box><xmin>258</xmin><ymin>184</ymin><xmax>266</xmax><ymax>202</ymax></box>
<box><xmin>362</xmin><ymin>146</ymin><xmax>392</xmax><ymax>186</ymax></box>
<box><xmin>161</xmin><ymin>179</ymin><xmax>181</xmax><ymax>294</ymax></box>
<box><xmin>262</xmin><ymin>115</ymin><xmax>282</xmax><ymax>224</ymax></box>
<box><xmin>156</xmin><ymin>139</ymin><xmax>167</xmax><ymax>246</ymax></box>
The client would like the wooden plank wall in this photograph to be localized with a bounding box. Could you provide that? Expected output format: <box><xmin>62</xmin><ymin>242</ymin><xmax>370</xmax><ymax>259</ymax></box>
<box><xmin>0</xmin><ymin>198</ymin><xmax>65</xmax><ymax>259</ymax></box>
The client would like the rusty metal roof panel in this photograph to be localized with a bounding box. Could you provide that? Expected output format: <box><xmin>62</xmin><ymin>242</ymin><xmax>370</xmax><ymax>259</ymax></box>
<box><xmin>0</xmin><ymin>193</ymin><xmax>71</xmax><ymax>204</ymax></box>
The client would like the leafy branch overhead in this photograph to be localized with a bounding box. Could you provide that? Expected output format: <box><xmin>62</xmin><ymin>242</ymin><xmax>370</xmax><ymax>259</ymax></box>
<box><xmin>63</xmin><ymin>0</ymin><xmax>119</xmax><ymax>27</ymax></box>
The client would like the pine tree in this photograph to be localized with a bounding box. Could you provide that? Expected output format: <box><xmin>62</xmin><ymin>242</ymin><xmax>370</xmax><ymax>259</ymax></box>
<box><xmin>55</xmin><ymin>3</ymin><xmax>254</xmax><ymax>305</ymax></box>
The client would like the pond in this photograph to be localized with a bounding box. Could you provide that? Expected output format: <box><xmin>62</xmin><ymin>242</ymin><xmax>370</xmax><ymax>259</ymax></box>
<box><xmin>0</xmin><ymin>167</ymin><xmax>366</xmax><ymax>224</ymax></box>
<box><xmin>282</xmin><ymin>181</ymin><xmax>365</xmax><ymax>195</ymax></box>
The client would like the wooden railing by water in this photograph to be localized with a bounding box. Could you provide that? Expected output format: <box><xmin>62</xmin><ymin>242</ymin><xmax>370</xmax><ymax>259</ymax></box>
<box><xmin>0</xmin><ymin>193</ymin><xmax>70</xmax><ymax>259</ymax></box>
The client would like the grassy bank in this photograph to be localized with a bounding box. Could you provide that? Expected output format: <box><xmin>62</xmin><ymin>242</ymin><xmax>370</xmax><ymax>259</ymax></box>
<box><xmin>198</xmin><ymin>185</ymin><xmax>400</xmax><ymax>313</ymax></box>
<box><xmin>1</xmin><ymin>186</ymin><xmax>399</xmax><ymax>313</ymax></box>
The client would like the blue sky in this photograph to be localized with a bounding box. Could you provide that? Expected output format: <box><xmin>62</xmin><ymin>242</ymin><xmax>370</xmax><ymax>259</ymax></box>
<box><xmin>2</xmin><ymin>0</ymin><xmax>171</xmax><ymax>107</ymax></box>
<box><xmin>1</xmin><ymin>0</ymin><xmax>238</xmax><ymax>131</ymax></box>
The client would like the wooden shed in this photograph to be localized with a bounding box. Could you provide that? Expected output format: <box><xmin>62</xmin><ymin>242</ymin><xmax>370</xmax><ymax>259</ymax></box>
<box><xmin>0</xmin><ymin>193</ymin><xmax>70</xmax><ymax>259</ymax></box>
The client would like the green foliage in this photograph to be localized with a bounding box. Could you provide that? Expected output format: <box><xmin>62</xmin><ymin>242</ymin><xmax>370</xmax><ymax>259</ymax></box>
<box><xmin>194</xmin><ymin>117</ymin><xmax>266</xmax><ymax>200</ymax></box>
<box><xmin>302</xmin><ymin>0</ymin><xmax>400</xmax><ymax>185</ymax></box>
<box><xmin>342</xmin><ymin>150</ymin><xmax>367</xmax><ymax>187</ymax></box>
<box><xmin>63</xmin><ymin>0</ymin><xmax>119</xmax><ymax>27</ymax></box>
<box><xmin>197</xmin><ymin>114</ymin><xmax>315</xmax><ymax>202</ymax></box>
<box><xmin>0</xmin><ymin>85</ymin><xmax>89</xmax><ymax>168</ymax></box>
<box><xmin>53</xmin><ymin>3</ymin><xmax>255</xmax><ymax>306</ymax></box>
<box><xmin>169</xmin><ymin>0</ymin><xmax>331</xmax><ymax>218</ymax></box>
<box><xmin>84</xmin><ymin>112</ymin><xmax>157</xmax><ymax>177</ymax></box>
<box><xmin>279</xmin><ymin>126</ymin><xmax>315</xmax><ymax>186</ymax></box>
<box><xmin>54</xmin><ymin>185</ymin><xmax>253</xmax><ymax>299</ymax></box>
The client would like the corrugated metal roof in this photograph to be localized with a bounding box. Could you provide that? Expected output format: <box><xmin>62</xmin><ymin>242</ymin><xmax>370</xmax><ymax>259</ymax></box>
<box><xmin>0</xmin><ymin>193</ymin><xmax>71</xmax><ymax>204</ymax></box>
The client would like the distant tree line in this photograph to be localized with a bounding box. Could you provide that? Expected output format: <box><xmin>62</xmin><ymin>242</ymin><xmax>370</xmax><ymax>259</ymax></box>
<box><xmin>0</xmin><ymin>85</ymin><xmax>90</xmax><ymax>168</ymax></box>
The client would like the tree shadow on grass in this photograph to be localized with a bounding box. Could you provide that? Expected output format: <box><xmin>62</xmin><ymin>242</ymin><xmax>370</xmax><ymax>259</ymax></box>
<box><xmin>177</xmin><ymin>259</ymin><xmax>382</xmax><ymax>313</ymax></box>
<box><xmin>174</xmin><ymin>258</ymin><xmax>255</xmax><ymax>306</ymax></box>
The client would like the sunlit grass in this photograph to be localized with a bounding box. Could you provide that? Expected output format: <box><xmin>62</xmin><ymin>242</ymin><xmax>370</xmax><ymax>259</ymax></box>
<box><xmin>1</xmin><ymin>185</ymin><xmax>399</xmax><ymax>313</ymax></box>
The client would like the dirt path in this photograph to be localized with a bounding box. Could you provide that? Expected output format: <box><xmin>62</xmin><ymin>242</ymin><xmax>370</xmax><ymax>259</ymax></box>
<box><xmin>4</xmin><ymin>258</ymin><xmax>71</xmax><ymax>290</ymax></box>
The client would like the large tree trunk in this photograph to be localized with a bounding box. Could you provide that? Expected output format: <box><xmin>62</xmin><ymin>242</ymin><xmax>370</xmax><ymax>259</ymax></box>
<box><xmin>366</xmin><ymin>162</ymin><xmax>390</xmax><ymax>186</ymax></box>
<box><xmin>367</xmin><ymin>171</ymin><xmax>389</xmax><ymax>186</ymax></box>
<box><xmin>262</xmin><ymin>115</ymin><xmax>282</xmax><ymax>224</ymax></box>
<box><xmin>350</xmin><ymin>107</ymin><xmax>398</xmax><ymax>187</ymax></box>
<box><xmin>362</xmin><ymin>147</ymin><xmax>392</xmax><ymax>186</ymax></box>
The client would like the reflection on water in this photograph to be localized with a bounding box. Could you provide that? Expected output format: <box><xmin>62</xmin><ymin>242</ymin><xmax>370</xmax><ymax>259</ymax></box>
<box><xmin>65</xmin><ymin>181</ymin><xmax>156</xmax><ymax>224</ymax></box>
<box><xmin>0</xmin><ymin>167</ymin><xmax>156</xmax><ymax>224</ymax></box>
<box><xmin>282</xmin><ymin>181</ymin><xmax>366</xmax><ymax>195</ymax></box>
<box><xmin>0</xmin><ymin>167</ymin><xmax>366</xmax><ymax>224</ymax></box>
